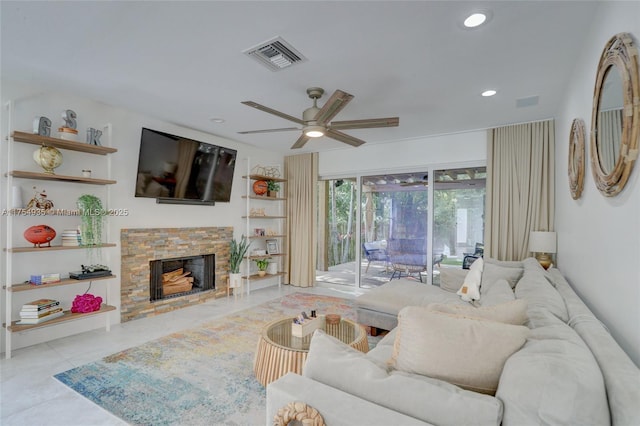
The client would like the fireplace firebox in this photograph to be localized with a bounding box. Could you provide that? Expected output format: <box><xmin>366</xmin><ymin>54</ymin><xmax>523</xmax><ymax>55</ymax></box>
<box><xmin>149</xmin><ymin>254</ymin><xmax>215</xmax><ymax>301</ymax></box>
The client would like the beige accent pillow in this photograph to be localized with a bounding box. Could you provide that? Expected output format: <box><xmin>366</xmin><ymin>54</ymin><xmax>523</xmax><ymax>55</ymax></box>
<box><xmin>427</xmin><ymin>298</ymin><xmax>528</xmax><ymax>325</ymax></box>
<box><xmin>390</xmin><ymin>306</ymin><xmax>529</xmax><ymax>395</ymax></box>
<box><xmin>438</xmin><ymin>268</ymin><xmax>468</xmax><ymax>293</ymax></box>
<box><xmin>457</xmin><ymin>257</ymin><xmax>483</xmax><ymax>302</ymax></box>
<box><xmin>481</xmin><ymin>262</ymin><xmax>523</xmax><ymax>291</ymax></box>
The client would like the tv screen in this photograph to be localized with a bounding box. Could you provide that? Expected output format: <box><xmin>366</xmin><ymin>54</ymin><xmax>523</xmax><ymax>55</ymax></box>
<box><xmin>134</xmin><ymin>128</ymin><xmax>237</xmax><ymax>203</ymax></box>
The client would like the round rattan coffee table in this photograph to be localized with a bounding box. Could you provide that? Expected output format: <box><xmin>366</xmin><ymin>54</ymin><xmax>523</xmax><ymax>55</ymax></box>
<box><xmin>254</xmin><ymin>315</ymin><xmax>369</xmax><ymax>386</ymax></box>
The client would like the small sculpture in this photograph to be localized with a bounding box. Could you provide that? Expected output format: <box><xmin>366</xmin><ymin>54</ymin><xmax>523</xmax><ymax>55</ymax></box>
<box><xmin>26</xmin><ymin>187</ymin><xmax>54</xmax><ymax>210</ymax></box>
<box><xmin>33</xmin><ymin>145</ymin><xmax>63</xmax><ymax>174</ymax></box>
<box><xmin>32</xmin><ymin>116</ymin><xmax>52</xmax><ymax>136</ymax></box>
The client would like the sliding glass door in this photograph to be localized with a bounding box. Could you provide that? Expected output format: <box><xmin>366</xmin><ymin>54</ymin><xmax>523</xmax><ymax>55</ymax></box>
<box><xmin>316</xmin><ymin>178</ymin><xmax>358</xmax><ymax>286</ymax></box>
<box><xmin>360</xmin><ymin>172</ymin><xmax>429</xmax><ymax>287</ymax></box>
<box><xmin>432</xmin><ymin>167</ymin><xmax>486</xmax><ymax>284</ymax></box>
<box><xmin>317</xmin><ymin>165</ymin><xmax>486</xmax><ymax>288</ymax></box>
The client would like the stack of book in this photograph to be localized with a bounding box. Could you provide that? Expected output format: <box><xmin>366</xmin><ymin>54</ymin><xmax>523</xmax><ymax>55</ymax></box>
<box><xmin>18</xmin><ymin>298</ymin><xmax>64</xmax><ymax>325</ymax></box>
<box><xmin>61</xmin><ymin>228</ymin><xmax>81</xmax><ymax>247</ymax></box>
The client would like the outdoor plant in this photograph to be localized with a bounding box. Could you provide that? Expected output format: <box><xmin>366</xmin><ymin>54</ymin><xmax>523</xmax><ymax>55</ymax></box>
<box><xmin>76</xmin><ymin>194</ymin><xmax>107</xmax><ymax>246</ymax></box>
<box><xmin>229</xmin><ymin>235</ymin><xmax>251</xmax><ymax>273</ymax></box>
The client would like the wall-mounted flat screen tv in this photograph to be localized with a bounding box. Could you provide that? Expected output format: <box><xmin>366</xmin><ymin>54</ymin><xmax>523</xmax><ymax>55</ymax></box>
<box><xmin>134</xmin><ymin>128</ymin><xmax>237</xmax><ymax>204</ymax></box>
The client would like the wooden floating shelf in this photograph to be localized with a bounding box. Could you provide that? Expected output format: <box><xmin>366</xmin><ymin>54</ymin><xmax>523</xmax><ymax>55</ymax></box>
<box><xmin>242</xmin><ymin>195</ymin><xmax>286</xmax><ymax>201</ymax></box>
<box><xmin>8</xmin><ymin>170</ymin><xmax>116</xmax><ymax>185</ymax></box>
<box><xmin>245</xmin><ymin>253</ymin><xmax>286</xmax><ymax>259</ymax></box>
<box><xmin>4</xmin><ymin>275</ymin><xmax>117</xmax><ymax>292</ymax></box>
<box><xmin>7</xmin><ymin>243</ymin><xmax>117</xmax><ymax>253</ymax></box>
<box><xmin>249</xmin><ymin>234</ymin><xmax>286</xmax><ymax>239</ymax></box>
<box><xmin>12</xmin><ymin>131</ymin><xmax>117</xmax><ymax>155</ymax></box>
<box><xmin>243</xmin><ymin>174</ymin><xmax>286</xmax><ymax>183</ymax></box>
<box><xmin>242</xmin><ymin>272</ymin><xmax>286</xmax><ymax>281</ymax></box>
<box><xmin>5</xmin><ymin>304</ymin><xmax>116</xmax><ymax>332</ymax></box>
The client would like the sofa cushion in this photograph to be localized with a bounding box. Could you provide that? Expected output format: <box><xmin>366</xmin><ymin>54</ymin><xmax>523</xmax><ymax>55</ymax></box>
<box><xmin>390</xmin><ymin>306</ymin><xmax>529</xmax><ymax>395</ymax></box>
<box><xmin>427</xmin><ymin>298</ymin><xmax>528</xmax><ymax>325</ymax></box>
<box><xmin>484</xmin><ymin>258</ymin><xmax>524</xmax><ymax>268</ymax></box>
<box><xmin>457</xmin><ymin>257</ymin><xmax>483</xmax><ymax>302</ymax></box>
<box><xmin>496</xmin><ymin>317</ymin><xmax>610</xmax><ymax>426</ymax></box>
<box><xmin>480</xmin><ymin>278</ymin><xmax>516</xmax><ymax>306</ymax></box>
<box><xmin>481</xmin><ymin>262</ymin><xmax>523</xmax><ymax>291</ymax></box>
<box><xmin>304</xmin><ymin>330</ymin><xmax>504</xmax><ymax>426</ymax></box>
<box><xmin>515</xmin><ymin>258</ymin><xmax>568</xmax><ymax>323</ymax></box>
<box><xmin>356</xmin><ymin>279</ymin><xmax>465</xmax><ymax>316</ymax></box>
<box><xmin>439</xmin><ymin>268</ymin><xmax>468</xmax><ymax>293</ymax></box>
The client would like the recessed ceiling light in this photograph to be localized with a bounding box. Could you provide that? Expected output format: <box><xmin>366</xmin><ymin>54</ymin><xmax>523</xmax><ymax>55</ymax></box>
<box><xmin>210</xmin><ymin>117</ymin><xmax>225</xmax><ymax>123</ymax></box>
<box><xmin>464</xmin><ymin>13</ymin><xmax>487</xmax><ymax>28</ymax></box>
<box><xmin>482</xmin><ymin>90</ymin><xmax>497</xmax><ymax>97</ymax></box>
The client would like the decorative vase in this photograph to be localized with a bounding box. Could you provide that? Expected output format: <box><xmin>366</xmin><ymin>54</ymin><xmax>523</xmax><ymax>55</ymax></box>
<box><xmin>57</xmin><ymin>127</ymin><xmax>78</xmax><ymax>141</ymax></box>
<box><xmin>229</xmin><ymin>272</ymin><xmax>242</xmax><ymax>288</ymax></box>
<box><xmin>33</xmin><ymin>146</ymin><xmax>63</xmax><ymax>174</ymax></box>
<box><xmin>267</xmin><ymin>262</ymin><xmax>278</xmax><ymax>275</ymax></box>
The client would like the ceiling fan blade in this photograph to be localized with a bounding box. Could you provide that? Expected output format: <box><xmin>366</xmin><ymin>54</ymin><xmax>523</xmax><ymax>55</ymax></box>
<box><xmin>325</xmin><ymin>129</ymin><xmax>365</xmax><ymax>147</ymax></box>
<box><xmin>313</xmin><ymin>90</ymin><xmax>353</xmax><ymax>124</ymax></box>
<box><xmin>241</xmin><ymin>101</ymin><xmax>305</xmax><ymax>125</ymax></box>
<box><xmin>238</xmin><ymin>127</ymin><xmax>300</xmax><ymax>135</ymax></box>
<box><xmin>329</xmin><ymin>117</ymin><xmax>399</xmax><ymax>130</ymax></box>
<box><xmin>291</xmin><ymin>134</ymin><xmax>311</xmax><ymax>149</ymax></box>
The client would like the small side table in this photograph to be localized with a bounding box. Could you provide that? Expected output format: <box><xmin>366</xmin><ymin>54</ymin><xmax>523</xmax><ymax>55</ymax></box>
<box><xmin>254</xmin><ymin>315</ymin><xmax>368</xmax><ymax>386</ymax></box>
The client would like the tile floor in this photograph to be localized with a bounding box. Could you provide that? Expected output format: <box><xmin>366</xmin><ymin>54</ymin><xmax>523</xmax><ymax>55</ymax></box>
<box><xmin>0</xmin><ymin>283</ymin><xmax>365</xmax><ymax>426</ymax></box>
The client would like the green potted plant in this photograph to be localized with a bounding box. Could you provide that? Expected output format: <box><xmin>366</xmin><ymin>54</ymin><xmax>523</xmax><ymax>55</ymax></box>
<box><xmin>229</xmin><ymin>235</ymin><xmax>251</xmax><ymax>288</ymax></box>
<box><xmin>267</xmin><ymin>180</ymin><xmax>280</xmax><ymax>197</ymax></box>
<box><xmin>76</xmin><ymin>194</ymin><xmax>107</xmax><ymax>246</ymax></box>
<box><xmin>254</xmin><ymin>257</ymin><xmax>270</xmax><ymax>277</ymax></box>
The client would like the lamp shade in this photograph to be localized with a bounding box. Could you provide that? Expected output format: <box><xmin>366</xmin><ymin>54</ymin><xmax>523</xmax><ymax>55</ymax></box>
<box><xmin>529</xmin><ymin>231</ymin><xmax>557</xmax><ymax>253</ymax></box>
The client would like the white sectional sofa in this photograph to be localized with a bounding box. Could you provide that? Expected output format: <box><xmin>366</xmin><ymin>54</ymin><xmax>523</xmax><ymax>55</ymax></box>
<box><xmin>266</xmin><ymin>258</ymin><xmax>640</xmax><ymax>425</ymax></box>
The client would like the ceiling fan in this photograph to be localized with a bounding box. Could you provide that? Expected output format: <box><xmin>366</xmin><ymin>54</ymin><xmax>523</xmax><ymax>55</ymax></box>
<box><xmin>239</xmin><ymin>87</ymin><xmax>399</xmax><ymax>149</ymax></box>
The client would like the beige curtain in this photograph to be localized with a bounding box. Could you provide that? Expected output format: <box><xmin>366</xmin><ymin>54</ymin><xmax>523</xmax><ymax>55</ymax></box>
<box><xmin>285</xmin><ymin>153</ymin><xmax>318</xmax><ymax>287</ymax></box>
<box><xmin>485</xmin><ymin>120</ymin><xmax>555</xmax><ymax>260</ymax></box>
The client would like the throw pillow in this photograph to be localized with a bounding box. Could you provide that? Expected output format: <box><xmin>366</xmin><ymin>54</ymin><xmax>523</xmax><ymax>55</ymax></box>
<box><xmin>390</xmin><ymin>306</ymin><xmax>529</xmax><ymax>395</ymax></box>
<box><xmin>457</xmin><ymin>257</ymin><xmax>484</xmax><ymax>302</ymax></box>
<box><xmin>427</xmin><ymin>298</ymin><xmax>528</xmax><ymax>325</ymax></box>
<box><xmin>480</xmin><ymin>278</ymin><xmax>516</xmax><ymax>306</ymax></box>
<box><xmin>438</xmin><ymin>268</ymin><xmax>468</xmax><ymax>293</ymax></box>
<box><xmin>481</xmin><ymin>262</ymin><xmax>523</xmax><ymax>291</ymax></box>
<box><xmin>304</xmin><ymin>330</ymin><xmax>504</xmax><ymax>426</ymax></box>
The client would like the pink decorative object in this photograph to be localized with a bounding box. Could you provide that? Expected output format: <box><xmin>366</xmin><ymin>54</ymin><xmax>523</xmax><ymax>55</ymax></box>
<box><xmin>71</xmin><ymin>294</ymin><xmax>103</xmax><ymax>313</ymax></box>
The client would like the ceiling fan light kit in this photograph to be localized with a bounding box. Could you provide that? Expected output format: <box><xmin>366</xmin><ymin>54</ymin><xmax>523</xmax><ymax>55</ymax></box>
<box><xmin>240</xmin><ymin>87</ymin><xmax>399</xmax><ymax>149</ymax></box>
<box><xmin>304</xmin><ymin>125</ymin><xmax>324</xmax><ymax>138</ymax></box>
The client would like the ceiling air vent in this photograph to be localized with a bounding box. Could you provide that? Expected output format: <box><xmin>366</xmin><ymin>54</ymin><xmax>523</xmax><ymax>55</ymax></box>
<box><xmin>243</xmin><ymin>36</ymin><xmax>307</xmax><ymax>71</ymax></box>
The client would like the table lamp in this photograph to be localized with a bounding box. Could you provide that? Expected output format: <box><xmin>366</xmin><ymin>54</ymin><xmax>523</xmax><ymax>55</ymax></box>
<box><xmin>529</xmin><ymin>231</ymin><xmax>556</xmax><ymax>269</ymax></box>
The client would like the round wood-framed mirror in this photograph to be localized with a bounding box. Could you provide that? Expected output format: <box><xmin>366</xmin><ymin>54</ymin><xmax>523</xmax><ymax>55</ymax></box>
<box><xmin>568</xmin><ymin>118</ymin><xmax>585</xmax><ymax>199</ymax></box>
<box><xmin>590</xmin><ymin>32</ymin><xmax>640</xmax><ymax>197</ymax></box>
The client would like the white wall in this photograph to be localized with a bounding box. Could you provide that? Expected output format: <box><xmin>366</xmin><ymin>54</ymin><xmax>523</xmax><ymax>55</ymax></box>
<box><xmin>1</xmin><ymin>91</ymin><xmax>283</xmax><ymax>352</ymax></box>
<box><xmin>319</xmin><ymin>130</ymin><xmax>486</xmax><ymax>177</ymax></box>
<box><xmin>555</xmin><ymin>2</ymin><xmax>640</xmax><ymax>365</ymax></box>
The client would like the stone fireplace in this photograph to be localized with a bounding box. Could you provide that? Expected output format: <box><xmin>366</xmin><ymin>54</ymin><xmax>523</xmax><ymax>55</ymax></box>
<box><xmin>121</xmin><ymin>227</ymin><xmax>232</xmax><ymax>322</ymax></box>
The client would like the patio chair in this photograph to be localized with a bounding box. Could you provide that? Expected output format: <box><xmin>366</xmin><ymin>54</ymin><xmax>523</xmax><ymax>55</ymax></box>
<box><xmin>462</xmin><ymin>242</ymin><xmax>484</xmax><ymax>269</ymax></box>
<box><xmin>387</xmin><ymin>238</ymin><xmax>427</xmax><ymax>282</ymax></box>
<box><xmin>362</xmin><ymin>241</ymin><xmax>388</xmax><ymax>273</ymax></box>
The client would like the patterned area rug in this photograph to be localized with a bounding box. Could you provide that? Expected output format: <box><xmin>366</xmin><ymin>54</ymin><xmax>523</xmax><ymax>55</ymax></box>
<box><xmin>55</xmin><ymin>293</ymin><xmax>371</xmax><ymax>426</ymax></box>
